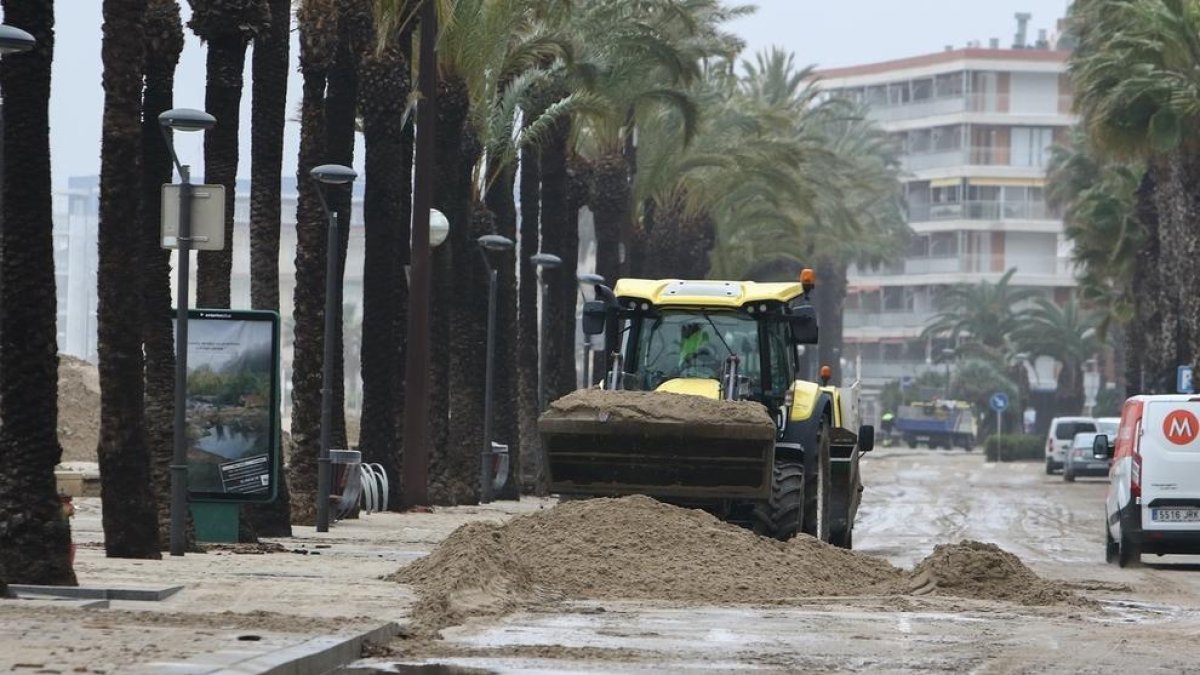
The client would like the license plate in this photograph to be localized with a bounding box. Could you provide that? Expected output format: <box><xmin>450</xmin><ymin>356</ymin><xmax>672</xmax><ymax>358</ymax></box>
<box><xmin>1151</xmin><ymin>508</ymin><xmax>1200</xmax><ymax>522</ymax></box>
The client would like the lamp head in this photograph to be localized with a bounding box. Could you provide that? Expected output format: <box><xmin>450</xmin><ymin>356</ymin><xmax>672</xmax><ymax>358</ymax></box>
<box><xmin>429</xmin><ymin>209</ymin><xmax>450</xmax><ymax>248</ymax></box>
<box><xmin>0</xmin><ymin>25</ymin><xmax>36</xmax><ymax>55</ymax></box>
<box><xmin>158</xmin><ymin>108</ymin><xmax>216</xmax><ymax>132</ymax></box>
<box><xmin>531</xmin><ymin>253</ymin><xmax>562</xmax><ymax>269</ymax></box>
<box><xmin>310</xmin><ymin>164</ymin><xmax>357</xmax><ymax>185</ymax></box>
<box><xmin>577</xmin><ymin>273</ymin><xmax>605</xmax><ymax>286</ymax></box>
<box><xmin>477</xmin><ymin>234</ymin><xmax>515</xmax><ymax>252</ymax></box>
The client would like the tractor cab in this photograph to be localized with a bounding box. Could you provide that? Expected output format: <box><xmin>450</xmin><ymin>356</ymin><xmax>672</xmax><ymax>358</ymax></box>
<box><xmin>583</xmin><ymin>278</ymin><xmax>819</xmax><ymax>418</ymax></box>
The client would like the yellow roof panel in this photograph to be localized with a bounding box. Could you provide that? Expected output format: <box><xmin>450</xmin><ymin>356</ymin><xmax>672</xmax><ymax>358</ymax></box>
<box><xmin>613</xmin><ymin>279</ymin><xmax>806</xmax><ymax>308</ymax></box>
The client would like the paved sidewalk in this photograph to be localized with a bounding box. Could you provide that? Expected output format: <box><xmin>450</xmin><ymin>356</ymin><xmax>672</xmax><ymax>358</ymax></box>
<box><xmin>0</xmin><ymin>496</ymin><xmax>552</xmax><ymax>674</ymax></box>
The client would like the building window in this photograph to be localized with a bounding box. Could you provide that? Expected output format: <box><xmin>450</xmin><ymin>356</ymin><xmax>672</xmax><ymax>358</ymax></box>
<box><xmin>930</xmin><ymin>232</ymin><xmax>958</xmax><ymax>257</ymax></box>
<box><xmin>911</xmin><ymin>78</ymin><xmax>933</xmax><ymax>101</ymax></box>
<box><xmin>935</xmin><ymin>72</ymin><xmax>964</xmax><ymax>97</ymax></box>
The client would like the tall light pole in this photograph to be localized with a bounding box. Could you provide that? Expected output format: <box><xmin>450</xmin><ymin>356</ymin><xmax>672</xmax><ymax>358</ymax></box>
<box><xmin>479</xmin><ymin>234</ymin><xmax>515</xmax><ymax>504</ymax></box>
<box><xmin>532</xmin><ymin>253</ymin><xmax>562</xmax><ymax>412</ymax></box>
<box><xmin>576</xmin><ymin>273</ymin><xmax>604</xmax><ymax>389</ymax></box>
<box><xmin>310</xmin><ymin>164</ymin><xmax>357</xmax><ymax>532</ymax></box>
<box><xmin>402</xmin><ymin>1</ymin><xmax>438</xmax><ymax>508</ymax></box>
<box><xmin>159</xmin><ymin>107</ymin><xmax>217</xmax><ymax>557</ymax></box>
<box><xmin>0</xmin><ymin>24</ymin><xmax>36</xmax><ymax>405</ymax></box>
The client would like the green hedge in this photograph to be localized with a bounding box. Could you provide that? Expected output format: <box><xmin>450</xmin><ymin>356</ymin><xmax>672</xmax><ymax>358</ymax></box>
<box><xmin>984</xmin><ymin>434</ymin><xmax>1044</xmax><ymax>462</ymax></box>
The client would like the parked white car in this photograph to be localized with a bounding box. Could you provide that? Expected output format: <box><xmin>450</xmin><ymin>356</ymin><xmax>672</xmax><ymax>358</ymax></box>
<box><xmin>1044</xmin><ymin>416</ymin><xmax>1097</xmax><ymax>474</ymax></box>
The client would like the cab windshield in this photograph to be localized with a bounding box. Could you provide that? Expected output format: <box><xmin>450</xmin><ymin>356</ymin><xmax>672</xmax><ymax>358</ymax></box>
<box><xmin>631</xmin><ymin>311</ymin><xmax>760</xmax><ymax>390</ymax></box>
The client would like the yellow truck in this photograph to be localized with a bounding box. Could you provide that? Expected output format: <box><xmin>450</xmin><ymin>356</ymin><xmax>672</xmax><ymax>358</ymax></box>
<box><xmin>539</xmin><ymin>276</ymin><xmax>874</xmax><ymax>547</ymax></box>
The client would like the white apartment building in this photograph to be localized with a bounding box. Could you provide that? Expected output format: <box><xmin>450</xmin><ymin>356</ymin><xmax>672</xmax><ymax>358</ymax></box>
<box><xmin>817</xmin><ymin>31</ymin><xmax>1077</xmax><ymax>387</ymax></box>
<box><xmin>53</xmin><ymin>176</ymin><xmax>367</xmax><ymax>414</ymax></box>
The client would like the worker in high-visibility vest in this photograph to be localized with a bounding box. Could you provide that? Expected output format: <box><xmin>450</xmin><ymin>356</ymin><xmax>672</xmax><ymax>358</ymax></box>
<box><xmin>678</xmin><ymin>322</ymin><xmax>714</xmax><ymax>375</ymax></box>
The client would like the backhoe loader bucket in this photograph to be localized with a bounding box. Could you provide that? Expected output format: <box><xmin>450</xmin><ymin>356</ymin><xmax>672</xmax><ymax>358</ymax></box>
<box><xmin>538</xmin><ymin>390</ymin><xmax>777</xmax><ymax>500</ymax></box>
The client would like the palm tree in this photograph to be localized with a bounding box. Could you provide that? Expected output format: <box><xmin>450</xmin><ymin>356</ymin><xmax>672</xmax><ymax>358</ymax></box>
<box><xmin>188</xmin><ymin>0</ymin><xmax>269</xmax><ymax>308</ymax></box>
<box><xmin>249</xmin><ymin>0</ymin><xmax>291</xmax><ymax>313</ymax></box>
<box><xmin>357</xmin><ymin>15</ymin><xmax>411</xmax><ymax>509</ymax></box>
<box><xmin>0</xmin><ymin>0</ymin><xmax>76</xmax><ymax>584</ymax></box>
<box><xmin>1013</xmin><ymin>296</ymin><xmax>1100</xmax><ymax>416</ymax></box>
<box><xmin>288</xmin><ymin>0</ymin><xmax>339</xmax><ymax>523</ymax></box>
<box><xmin>1069</xmin><ymin>0</ymin><xmax>1200</xmax><ymax>388</ymax></box>
<box><xmin>139</xmin><ymin>0</ymin><xmax>186</xmax><ymax>547</ymax></box>
<box><xmin>920</xmin><ymin>268</ymin><xmax>1040</xmax><ymax>365</ymax></box>
<box><xmin>96</xmin><ymin>0</ymin><xmax>160</xmax><ymax>558</ymax></box>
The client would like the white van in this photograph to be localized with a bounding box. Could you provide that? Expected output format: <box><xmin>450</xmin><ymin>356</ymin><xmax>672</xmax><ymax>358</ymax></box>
<box><xmin>1044</xmin><ymin>416</ymin><xmax>1097</xmax><ymax>474</ymax></box>
<box><xmin>1097</xmin><ymin>395</ymin><xmax>1200</xmax><ymax>567</ymax></box>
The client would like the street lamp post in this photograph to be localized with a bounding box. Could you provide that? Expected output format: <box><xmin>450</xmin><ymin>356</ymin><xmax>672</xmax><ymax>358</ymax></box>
<box><xmin>0</xmin><ymin>24</ymin><xmax>36</xmax><ymax>408</ymax></box>
<box><xmin>532</xmin><ymin>253</ymin><xmax>562</xmax><ymax>412</ymax></box>
<box><xmin>159</xmin><ymin>107</ymin><xmax>217</xmax><ymax>557</ymax></box>
<box><xmin>479</xmin><ymin>234</ymin><xmax>515</xmax><ymax>504</ymax></box>
<box><xmin>576</xmin><ymin>273</ymin><xmax>604</xmax><ymax>388</ymax></box>
<box><xmin>311</xmin><ymin>163</ymin><xmax>357</xmax><ymax>533</ymax></box>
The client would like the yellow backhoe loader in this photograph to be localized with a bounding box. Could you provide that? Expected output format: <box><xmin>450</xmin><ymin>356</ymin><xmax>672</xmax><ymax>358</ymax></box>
<box><xmin>538</xmin><ymin>274</ymin><xmax>874</xmax><ymax>547</ymax></box>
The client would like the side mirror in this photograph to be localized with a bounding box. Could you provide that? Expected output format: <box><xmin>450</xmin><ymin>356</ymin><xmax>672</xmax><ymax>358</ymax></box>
<box><xmin>1093</xmin><ymin>434</ymin><xmax>1112</xmax><ymax>460</ymax></box>
<box><xmin>858</xmin><ymin>424</ymin><xmax>875</xmax><ymax>453</ymax></box>
<box><xmin>582</xmin><ymin>300</ymin><xmax>608</xmax><ymax>336</ymax></box>
<box><xmin>788</xmin><ymin>305</ymin><xmax>819</xmax><ymax>345</ymax></box>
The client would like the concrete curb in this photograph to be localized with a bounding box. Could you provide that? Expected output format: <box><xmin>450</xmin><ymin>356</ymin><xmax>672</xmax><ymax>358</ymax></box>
<box><xmin>8</xmin><ymin>584</ymin><xmax>184</xmax><ymax>601</ymax></box>
<box><xmin>131</xmin><ymin>621</ymin><xmax>402</xmax><ymax>675</ymax></box>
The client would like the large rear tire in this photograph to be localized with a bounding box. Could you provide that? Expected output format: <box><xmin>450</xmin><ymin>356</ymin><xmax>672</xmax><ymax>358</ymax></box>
<box><xmin>753</xmin><ymin>461</ymin><xmax>804</xmax><ymax>541</ymax></box>
<box><xmin>802</xmin><ymin>418</ymin><xmax>832</xmax><ymax>542</ymax></box>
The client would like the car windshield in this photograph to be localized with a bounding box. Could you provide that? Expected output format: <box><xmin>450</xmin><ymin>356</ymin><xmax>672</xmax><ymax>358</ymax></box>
<box><xmin>1096</xmin><ymin>419</ymin><xmax>1119</xmax><ymax>436</ymax></box>
<box><xmin>1072</xmin><ymin>432</ymin><xmax>1097</xmax><ymax>449</ymax></box>
<box><xmin>634</xmin><ymin>311</ymin><xmax>758</xmax><ymax>388</ymax></box>
<box><xmin>1055</xmin><ymin>421</ymin><xmax>1096</xmax><ymax>440</ymax></box>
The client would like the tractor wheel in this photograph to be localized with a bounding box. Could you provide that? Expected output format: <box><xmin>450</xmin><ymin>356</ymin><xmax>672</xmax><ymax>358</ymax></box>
<box><xmin>829</xmin><ymin>526</ymin><xmax>853</xmax><ymax>550</ymax></box>
<box><xmin>802</xmin><ymin>418</ymin><xmax>832</xmax><ymax>543</ymax></box>
<box><xmin>753</xmin><ymin>461</ymin><xmax>805</xmax><ymax>541</ymax></box>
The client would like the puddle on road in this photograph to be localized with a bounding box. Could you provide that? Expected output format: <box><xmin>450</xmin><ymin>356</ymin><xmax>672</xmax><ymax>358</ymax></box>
<box><xmin>1095</xmin><ymin>599</ymin><xmax>1200</xmax><ymax>625</ymax></box>
<box><xmin>339</xmin><ymin>663</ymin><xmax>496</xmax><ymax>675</ymax></box>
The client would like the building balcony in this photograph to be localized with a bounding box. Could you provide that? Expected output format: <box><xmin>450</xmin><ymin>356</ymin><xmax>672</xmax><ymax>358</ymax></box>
<box><xmin>844</xmin><ymin>311</ymin><xmax>932</xmax><ymax>329</ymax></box>
<box><xmin>868</xmin><ymin>93</ymin><xmax>1072</xmax><ymax>123</ymax></box>
<box><xmin>851</xmin><ymin>254</ymin><xmax>1075</xmax><ymax>279</ymax></box>
<box><xmin>902</xmin><ymin>146</ymin><xmax>1052</xmax><ymax>172</ymax></box>
<box><xmin>908</xmin><ymin>200</ymin><xmax>1058</xmax><ymax>223</ymax></box>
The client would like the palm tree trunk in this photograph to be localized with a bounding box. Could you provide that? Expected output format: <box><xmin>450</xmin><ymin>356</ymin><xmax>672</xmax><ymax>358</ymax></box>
<box><xmin>357</xmin><ymin>34</ymin><xmax>409</xmax><ymax>507</ymax></box>
<box><xmin>244</xmin><ymin>0</ymin><xmax>293</xmax><ymax>537</ymax></box>
<box><xmin>323</xmin><ymin>29</ymin><xmax>360</xmax><ymax>453</ymax></box>
<box><xmin>515</xmin><ymin>138</ymin><xmax>540</xmax><ymax>492</ymax></box>
<box><xmin>0</xmin><ymin>0</ymin><xmax>77</xmax><ymax>584</ymax></box>
<box><xmin>392</xmin><ymin>27</ymin><xmax>413</xmax><ymax>501</ymax></box>
<box><xmin>485</xmin><ymin>164</ymin><xmax>519</xmax><ymax>499</ymax></box>
<box><xmin>429</xmin><ymin>75</ymin><xmax>470</xmax><ymax>504</ymax></box>
<box><xmin>541</xmin><ymin>118</ymin><xmax>577</xmax><ymax>409</ymax></box>
<box><xmin>196</xmin><ymin>35</ymin><xmax>248</xmax><ymax>309</ymax></box>
<box><xmin>139</xmin><ymin>0</ymin><xmax>184</xmax><ymax>547</ymax></box>
<box><xmin>815</xmin><ymin>257</ymin><xmax>847</xmax><ymax>385</ymax></box>
<box><xmin>1137</xmin><ymin>163</ymin><xmax>1172</xmax><ymax>393</ymax></box>
<box><xmin>287</xmin><ymin>0</ymin><xmax>336</xmax><ymax>524</ymax></box>
<box><xmin>589</xmin><ymin>153</ymin><xmax>627</xmax><ymax>288</ymax></box>
<box><xmin>97</xmin><ymin>0</ymin><xmax>160</xmax><ymax>559</ymax></box>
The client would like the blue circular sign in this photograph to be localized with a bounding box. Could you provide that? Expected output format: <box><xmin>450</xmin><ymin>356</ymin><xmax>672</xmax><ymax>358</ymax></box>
<box><xmin>990</xmin><ymin>392</ymin><xmax>1009</xmax><ymax>412</ymax></box>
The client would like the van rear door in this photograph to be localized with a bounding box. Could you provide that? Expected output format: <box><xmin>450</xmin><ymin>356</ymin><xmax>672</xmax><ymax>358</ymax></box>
<box><xmin>1141</xmin><ymin>400</ymin><xmax>1200</xmax><ymax>528</ymax></box>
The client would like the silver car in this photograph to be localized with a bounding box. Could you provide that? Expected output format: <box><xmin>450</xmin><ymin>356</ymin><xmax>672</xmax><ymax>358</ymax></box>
<box><xmin>1064</xmin><ymin>431</ymin><xmax>1110</xmax><ymax>482</ymax></box>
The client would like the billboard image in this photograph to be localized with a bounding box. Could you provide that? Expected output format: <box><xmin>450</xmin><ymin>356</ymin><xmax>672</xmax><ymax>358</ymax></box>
<box><xmin>183</xmin><ymin>310</ymin><xmax>280</xmax><ymax>501</ymax></box>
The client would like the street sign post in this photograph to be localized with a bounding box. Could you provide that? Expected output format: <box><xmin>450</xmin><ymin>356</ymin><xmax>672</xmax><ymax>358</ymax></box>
<box><xmin>161</xmin><ymin>183</ymin><xmax>226</xmax><ymax>251</ymax></box>
<box><xmin>1179</xmin><ymin>365</ymin><xmax>1194</xmax><ymax>395</ymax></box>
<box><xmin>990</xmin><ymin>392</ymin><xmax>1009</xmax><ymax>461</ymax></box>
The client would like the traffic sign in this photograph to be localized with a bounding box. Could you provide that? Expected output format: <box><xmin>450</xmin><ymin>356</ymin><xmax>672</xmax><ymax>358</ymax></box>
<box><xmin>990</xmin><ymin>392</ymin><xmax>1009</xmax><ymax>412</ymax></box>
<box><xmin>1179</xmin><ymin>365</ymin><xmax>1194</xmax><ymax>394</ymax></box>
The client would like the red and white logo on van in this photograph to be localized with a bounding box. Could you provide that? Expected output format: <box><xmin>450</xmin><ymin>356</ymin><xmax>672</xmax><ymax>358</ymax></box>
<box><xmin>1163</xmin><ymin>409</ymin><xmax>1200</xmax><ymax>445</ymax></box>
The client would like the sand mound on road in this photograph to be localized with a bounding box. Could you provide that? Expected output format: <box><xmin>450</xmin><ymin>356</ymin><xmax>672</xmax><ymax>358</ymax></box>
<box><xmin>545</xmin><ymin>389</ymin><xmax>775</xmax><ymax>427</ymax></box>
<box><xmin>57</xmin><ymin>355</ymin><xmax>101</xmax><ymax>464</ymax></box>
<box><xmin>907</xmin><ymin>540</ymin><xmax>1086</xmax><ymax>606</ymax></box>
<box><xmin>394</xmin><ymin>498</ymin><xmax>1091</xmax><ymax>636</ymax></box>
<box><xmin>392</xmin><ymin>495</ymin><xmax>903</xmax><ymax>634</ymax></box>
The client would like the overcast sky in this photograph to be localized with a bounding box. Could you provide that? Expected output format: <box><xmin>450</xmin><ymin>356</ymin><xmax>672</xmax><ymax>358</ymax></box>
<box><xmin>40</xmin><ymin>0</ymin><xmax>1070</xmax><ymax>190</ymax></box>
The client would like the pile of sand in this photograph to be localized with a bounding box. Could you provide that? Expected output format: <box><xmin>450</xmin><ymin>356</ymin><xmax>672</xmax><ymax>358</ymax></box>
<box><xmin>394</xmin><ymin>498</ymin><xmax>1088</xmax><ymax>636</ymax></box>
<box><xmin>544</xmin><ymin>389</ymin><xmax>775</xmax><ymax>427</ymax></box>
<box><xmin>57</xmin><ymin>355</ymin><xmax>101</xmax><ymax>464</ymax></box>
<box><xmin>392</xmin><ymin>495</ymin><xmax>904</xmax><ymax>634</ymax></box>
<box><xmin>907</xmin><ymin>540</ymin><xmax>1087</xmax><ymax>606</ymax></box>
